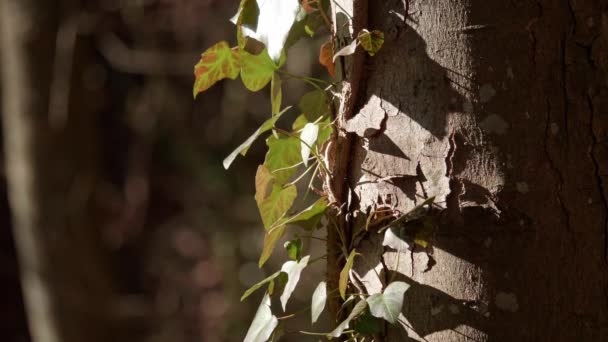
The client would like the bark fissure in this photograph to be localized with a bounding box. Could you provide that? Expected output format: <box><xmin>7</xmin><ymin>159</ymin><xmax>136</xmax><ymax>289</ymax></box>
<box><xmin>543</xmin><ymin>100</ymin><xmax>573</xmax><ymax>236</ymax></box>
<box><xmin>587</xmin><ymin>93</ymin><xmax>608</xmax><ymax>263</ymax></box>
<box><xmin>560</xmin><ymin>35</ymin><xmax>570</xmax><ymax>139</ymax></box>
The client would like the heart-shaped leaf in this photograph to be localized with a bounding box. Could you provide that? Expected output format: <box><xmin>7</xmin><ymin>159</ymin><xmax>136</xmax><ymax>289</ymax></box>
<box><xmin>298</xmin><ymin>89</ymin><xmax>329</xmax><ymax>121</ymax></box>
<box><xmin>258</xmin><ymin>184</ymin><xmax>297</xmax><ymax>230</ymax></box>
<box><xmin>366</xmin><ymin>281</ymin><xmax>410</xmax><ymax>324</ymax></box>
<box><xmin>244</xmin><ymin>293</ymin><xmax>278</xmax><ymax>342</ymax></box>
<box><xmin>311</xmin><ymin>281</ymin><xmax>327</xmax><ymax>324</ymax></box>
<box><xmin>280</xmin><ymin>255</ymin><xmax>310</xmax><ymax>311</ymax></box>
<box><xmin>264</xmin><ymin>135</ymin><xmax>301</xmax><ymax>185</ymax></box>
<box><xmin>240</xmin><ymin>48</ymin><xmax>277</xmax><ymax>91</ymax></box>
<box><xmin>358</xmin><ymin>29</ymin><xmax>384</xmax><ymax>56</ymax></box>
<box><xmin>193</xmin><ymin>41</ymin><xmax>240</xmax><ymax>98</ymax></box>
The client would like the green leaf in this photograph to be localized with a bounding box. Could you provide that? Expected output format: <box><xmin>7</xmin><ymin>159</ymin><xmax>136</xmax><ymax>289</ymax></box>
<box><xmin>264</xmin><ymin>134</ymin><xmax>301</xmax><ymax>185</ymax></box>
<box><xmin>259</xmin><ymin>225</ymin><xmax>286</xmax><ymax>267</ymax></box>
<box><xmin>311</xmin><ymin>281</ymin><xmax>327</xmax><ymax>324</ymax></box>
<box><xmin>283</xmin><ymin>238</ymin><xmax>302</xmax><ymax>261</ymax></box>
<box><xmin>279</xmin><ymin>255</ymin><xmax>310</xmax><ymax>311</ymax></box>
<box><xmin>241</xmin><ymin>0</ymin><xmax>302</xmax><ymax>62</ymax></box>
<box><xmin>258</xmin><ymin>184</ymin><xmax>297</xmax><ymax>230</ymax></box>
<box><xmin>284</xmin><ymin>197</ymin><xmax>328</xmax><ymax>230</ymax></box>
<box><xmin>241</xmin><ymin>270</ymin><xmax>283</xmax><ymax>301</ymax></box>
<box><xmin>255</xmin><ymin>163</ymin><xmax>297</xmax><ymax>267</ymax></box>
<box><xmin>223</xmin><ymin>106</ymin><xmax>290</xmax><ymax>169</ymax></box>
<box><xmin>353</xmin><ymin>310</ymin><xmax>383</xmax><ymax>335</ymax></box>
<box><xmin>304</xmin><ymin>24</ymin><xmax>315</xmax><ymax>37</ymax></box>
<box><xmin>291</xmin><ymin>114</ymin><xmax>309</xmax><ymax>131</ymax></box>
<box><xmin>193</xmin><ymin>41</ymin><xmax>240</xmax><ymax>98</ymax></box>
<box><xmin>328</xmin><ymin>299</ymin><xmax>367</xmax><ymax>338</ymax></box>
<box><xmin>298</xmin><ymin>89</ymin><xmax>329</xmax><ymax>121</ymax></box>
<box><xmin>240</xmin><ymin>49</ymin><xmax>277</xmax><ymax>91</ymax></box>
<box><xmin>358</xmin><ymin>29</ymin><xmax>384</xmax><ymax>56</ymax></box>
<box><xmin>300</xmin><ymin>123</ymin><xmax>319</xmax><ymax>166</ymax></box>
<box><xmin>339</xmin><ymin>250</ymin><xmax>356</xmax><ymax>300</ymax></box>
<box><xmin>366</xmin><ymin>281</ymin><xmax>410</xmax><ymax>324</ymax></box>
<box><xmin>244</xmin><ymin>293</ymin><xmax>279</xmax><ymax>342</ymax></box>
<box><xmin>270</xmin><ymin>72</ymin><xmax>282</xmax><ymax>115</ymax></box>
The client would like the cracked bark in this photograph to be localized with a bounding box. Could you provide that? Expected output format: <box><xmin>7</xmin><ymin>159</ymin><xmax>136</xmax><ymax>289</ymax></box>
<box><xmin>332</xmin><ymin>0</ymin><xmax>608</xmax><ymax>340</ymax></box>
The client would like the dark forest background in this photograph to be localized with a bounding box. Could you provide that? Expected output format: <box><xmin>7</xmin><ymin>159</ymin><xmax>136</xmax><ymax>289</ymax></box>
<box><xmin>0</xmin><ymin>1</ymin><xmax>327</xmax><ymax>341</ymax></box>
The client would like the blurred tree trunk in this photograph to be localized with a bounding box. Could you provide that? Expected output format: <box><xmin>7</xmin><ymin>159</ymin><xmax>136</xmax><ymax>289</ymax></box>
<box><xmin>0</xmin><ymin>1</ymin><xmax>132</xmax><ymax>342</ymax></box>
<box><xmin>331</xmin><ymin>0</ymin><xmax>608</xmax><ymax>341</ymax></box>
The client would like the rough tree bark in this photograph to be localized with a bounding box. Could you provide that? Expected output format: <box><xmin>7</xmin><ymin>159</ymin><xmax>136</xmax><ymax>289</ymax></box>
<box><xmin>0</xmin><ymin>2</ymin><xmax>133</xmax><ymax>342</ymax></box>
<box><xmin>330</xmin><ymin>0</ymin><xmax>608</xmax><ymax>341</ymax></box>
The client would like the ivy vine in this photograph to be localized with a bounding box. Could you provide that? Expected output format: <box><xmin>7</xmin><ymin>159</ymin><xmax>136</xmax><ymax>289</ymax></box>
<box><xmin>192</xmin><ymin>1</ymin><xmax>417</xmax><ymax>341</ymax></box>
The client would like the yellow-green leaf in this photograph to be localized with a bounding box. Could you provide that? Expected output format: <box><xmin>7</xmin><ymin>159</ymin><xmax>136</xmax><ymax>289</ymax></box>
<box><xmin>259</xmin><ymin>225</ymin><xmax>286</xmax><ymax>267</ymax></box>
<box><xmin>288</xmin><ymin>197</ymin><xmax>328</xmax><ymax>230</ymax></box>
<box><xmin>258</xmin><ymin>184</ymin><xmax>297</xmax><ymax>230</ymax></box>
<box><xmin>284</xmin><ymin>238</ymin><xmax>302</xmax><ymax>261</ymax></box>
<box><xmin>358</xmin><ymin>30</ymin><xmax>384</xmax><ymax>56</ymax></box>
<box><xmin>193</xmin><ymin>41</ymin><xmax>240</xmax><ymax>98</ymax></box>
<box><xmin>339</xmin><ymin>249</ymin><xmax>357</xmax><ymax>300</ymax></box>
<box><xmin>298</xmin><ymin>89</ymin><xmax>329</xmax><ymax>121</ymax></box>
<box><xmin>241</xmin><ymin>49</ymin><xmax>277</xmax><ymax>91</ymax></box>
<box><xmin>264</xmin><ymin>135</ymin><xmax>301</xmax><ymax>185</ymax></box>
<box><xmin>255</xmin><ymin>165</ymin><xmax>275</xmax><ymax>206</ymax></box>
<box><xmin>271</xmin><ymin>72</ymin><xmax>282</xmax><ymax>115</ymax></box>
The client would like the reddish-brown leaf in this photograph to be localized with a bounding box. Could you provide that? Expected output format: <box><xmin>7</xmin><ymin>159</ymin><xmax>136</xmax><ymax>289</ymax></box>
<box><xmin>301</xmin><ymin>0</ymin><xmax>314</xmax><ymax>13</ymax></box>
<box><xmin>193</xmin><ymin>41</ymin><xmax>240</xmax><ymax>98</ymax></box>
<box><xmin>319</xmin><ymin>39</ymin><xmax>335</xmax><ymax>77</ymax></box>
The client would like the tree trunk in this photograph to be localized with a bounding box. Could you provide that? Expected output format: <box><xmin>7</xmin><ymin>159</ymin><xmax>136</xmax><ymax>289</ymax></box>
<box><xmin>331</xmin><ymin>0</ymin><xmax>608</xmax><ymax>340</ymax></box>
<box><xmin>0</xmin><ymin>2</ymin><xmax>131</xmax><ymax>342</ymax></box>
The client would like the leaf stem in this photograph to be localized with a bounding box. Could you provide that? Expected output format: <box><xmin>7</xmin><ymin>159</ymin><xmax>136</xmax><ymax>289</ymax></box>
<box><xmin>309</xmin><ymin>254</ymin><xmax>328</xmax><ymax>264</ymax></box>
<box><xmin>278</xmin><ymin>70</ymin><xmax>332</xmax><ymax>91</ymax></box>
<box><xmin>299</xmin><ymin>330</ymin><xmax>329</xmax><ymax>336</ymax></box>
<box><xmin>277</xmin><ymin>306</ymin><xmax>310</xmax><ymax>320</ymax></box>
<box><xmin>285</xmin><ymin>161</ymin><xmax>317</xmax><ymax>187</ymax></box>
<box><xmin>273</xmin><ymin>127</ymin><xmax>331</xmax><ymax>176</ymax></box>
